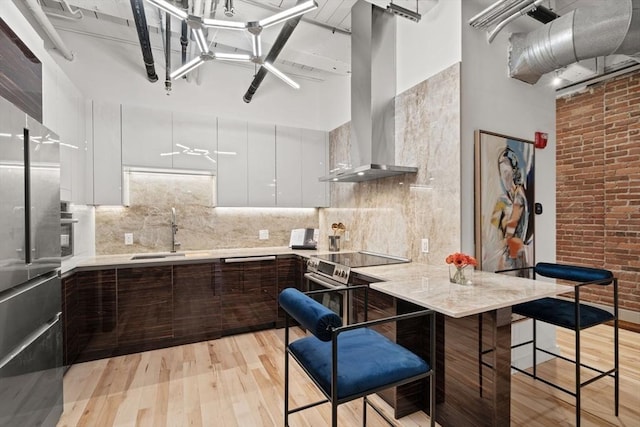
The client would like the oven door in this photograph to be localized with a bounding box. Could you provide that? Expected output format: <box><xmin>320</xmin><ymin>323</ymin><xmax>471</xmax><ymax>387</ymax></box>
<box><xmin>304</xmin><ymin>273</ymin><xmax>349</xmax><ymax>321</ymax></box>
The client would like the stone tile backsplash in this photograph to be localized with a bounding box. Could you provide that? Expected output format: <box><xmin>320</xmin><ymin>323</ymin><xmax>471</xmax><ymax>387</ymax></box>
<box><xmin>96</xmin><ymin>172</ymin><xmax>317</xmax><ymax>254</ymax></box>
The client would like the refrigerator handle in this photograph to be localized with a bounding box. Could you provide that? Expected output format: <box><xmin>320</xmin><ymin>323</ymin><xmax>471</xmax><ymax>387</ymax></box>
<box><xmin>0</xmin><ymin>312</ymin><xmax>61</xmax><ymax>370</ymax></box>
<box><xmin>23</xmin><ymin>127</ymin><xmax>31</xmax><ymax>265</ymax></box>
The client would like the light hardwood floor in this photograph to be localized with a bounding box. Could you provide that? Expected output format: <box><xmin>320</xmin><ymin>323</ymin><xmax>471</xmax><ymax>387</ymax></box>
<box><xmin>58</xmin><ymin>324</ymin><xmax>639</xmax><ymax>427</ymax></box>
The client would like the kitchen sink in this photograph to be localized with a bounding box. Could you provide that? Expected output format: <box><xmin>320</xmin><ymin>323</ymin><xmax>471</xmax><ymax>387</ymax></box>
<box><xmin>130</xmin><ymin>253</ymin><xmax>186</xmax><ymax>260</ymax></box>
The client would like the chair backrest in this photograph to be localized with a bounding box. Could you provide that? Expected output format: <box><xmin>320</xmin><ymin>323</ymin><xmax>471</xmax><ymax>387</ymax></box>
<box><xmin>535</xmin><ymin>262</ymin><xmax>613</xmax><ymax>285</ymax></box>
<box><xmin>278</xmin><ymin>288</ymin><xmax>343</xmax><ymax>341</ymax></box>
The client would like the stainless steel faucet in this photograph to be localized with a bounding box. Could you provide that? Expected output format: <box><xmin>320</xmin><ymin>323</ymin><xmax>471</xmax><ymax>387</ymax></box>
<box><xmin>171</xmin><ymin>207</ymin><xmax>181</xmax><ymax>252</ymax></box>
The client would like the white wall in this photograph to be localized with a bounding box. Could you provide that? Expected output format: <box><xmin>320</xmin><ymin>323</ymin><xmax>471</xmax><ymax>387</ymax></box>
<box><xmin>460</xmin><ymin>1</ymin><xmax>558</xmax><ymax>365</ymax></box>
<box><xmin>51</xmin><ymin>23</ymin><xmax>350</xmax><ymax>131</ymax></box>
<box><xmin>460</xmin><ymin>1</ymin><xmax>557</xmax><ymax>262</ymax></box>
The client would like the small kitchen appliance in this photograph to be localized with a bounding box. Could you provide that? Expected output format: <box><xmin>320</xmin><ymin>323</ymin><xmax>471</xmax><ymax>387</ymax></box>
<box><xmin>289</xmin><ymin>228</ymin><xmax>318</xmax><ymax>249</ymax></box>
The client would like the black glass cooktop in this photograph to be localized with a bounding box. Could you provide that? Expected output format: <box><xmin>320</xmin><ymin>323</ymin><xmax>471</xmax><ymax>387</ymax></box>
<box><xmin>313</xmin><ymin>252</ymin><xmax>409</xmax><ymax>268</ymax></box>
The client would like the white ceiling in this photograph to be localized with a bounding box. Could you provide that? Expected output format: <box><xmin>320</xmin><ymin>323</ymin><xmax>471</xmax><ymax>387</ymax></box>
<box><xmin>30</xmin><ymin>0</ymin><xmax>640</xmax><ymax>90</ymax></box>
<box><xmin>38</xmin><ymin>0</ymin><xmax>438</xmax><ymax>82</ymax></box>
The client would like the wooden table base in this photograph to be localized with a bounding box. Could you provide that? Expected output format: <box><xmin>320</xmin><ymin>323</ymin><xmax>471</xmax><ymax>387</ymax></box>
<box><xmin>435</xmin><ymin>308</ymin><xmax>512</xmax><ymax>426</ymax></box>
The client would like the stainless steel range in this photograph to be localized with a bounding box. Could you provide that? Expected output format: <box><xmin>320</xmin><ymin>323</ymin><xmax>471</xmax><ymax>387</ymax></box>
<box><xmin>304</xmin><ymin>251</ymin><xmax>410</xmax><ymax>320</ymax></box>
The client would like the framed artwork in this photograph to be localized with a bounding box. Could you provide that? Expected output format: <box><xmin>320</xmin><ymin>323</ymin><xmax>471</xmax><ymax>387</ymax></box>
<box><xmin>474</xmin><ymin>130</ymin><xmax>535</xmax><ymax>275</ymax></box>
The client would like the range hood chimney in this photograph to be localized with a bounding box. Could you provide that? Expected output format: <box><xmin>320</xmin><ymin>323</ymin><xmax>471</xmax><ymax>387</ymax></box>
<box><xmin>320</xmin><ymin>0</ymin><xmax>417</xmax><ymax>183</ymax></box>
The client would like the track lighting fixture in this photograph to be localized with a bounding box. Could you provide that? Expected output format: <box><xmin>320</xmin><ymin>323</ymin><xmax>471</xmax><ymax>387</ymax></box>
<box><xmin>143</xmin><ymin>0</ymin><xmax>318</xmax><ymax>90</ymax></box>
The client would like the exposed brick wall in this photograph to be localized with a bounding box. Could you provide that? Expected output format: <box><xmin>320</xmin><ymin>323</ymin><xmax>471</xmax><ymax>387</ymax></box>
<box><xmin>556</xmin><ymin>70</ymin><xmax>640</xmax><ymax>313</ymax></box>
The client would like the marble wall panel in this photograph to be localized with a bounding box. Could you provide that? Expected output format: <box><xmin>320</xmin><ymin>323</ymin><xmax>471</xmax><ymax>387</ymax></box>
<box><xmin>320</xmin><ymin>64</ymin><xmax>461</xmax><ymax>263</ymax></box>
<box><xmin>95</xmin><ymin>172</ymin><xmax>317</xmax><ymax>255</ymax></box>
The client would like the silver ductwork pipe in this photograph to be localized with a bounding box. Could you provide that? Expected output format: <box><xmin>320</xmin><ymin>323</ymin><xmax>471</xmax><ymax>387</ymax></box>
<box><xmin>509</xmin><ymin>0</ymin><xmax>640</xmax><ymax>84</ymax></box>
<box><xmin>21</xmin><ymin>0</ymin><xmax>74</xmax><ymax>60</ymax></box>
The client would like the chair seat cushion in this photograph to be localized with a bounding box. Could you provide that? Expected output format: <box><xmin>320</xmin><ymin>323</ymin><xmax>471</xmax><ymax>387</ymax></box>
<box><xmin>289</xmin><ymin>328</ymin><xmax>430</xmax><ymax>400</ymax></box>
<box><xmin>513</xmin><ymin>298</ymin><xmax>614</xmax><ymax>329</ymax></box>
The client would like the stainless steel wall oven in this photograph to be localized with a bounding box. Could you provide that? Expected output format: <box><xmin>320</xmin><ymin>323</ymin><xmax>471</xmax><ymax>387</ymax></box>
<box><xmin>60</xmin><ymin>202</ymin><xmax>76</xmax><ymax>259</ymax></box>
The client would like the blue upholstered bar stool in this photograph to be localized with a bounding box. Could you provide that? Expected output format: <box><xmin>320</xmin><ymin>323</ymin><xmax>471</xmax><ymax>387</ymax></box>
<box><xmin>507</xmin><ymin>262</ymin><xmax>619</xmax><ymax>427</ymax></box>
<box><xmin>279</xmin><ymin>287</ymin><xmax>436</xmax><ymax>427</ymax></box>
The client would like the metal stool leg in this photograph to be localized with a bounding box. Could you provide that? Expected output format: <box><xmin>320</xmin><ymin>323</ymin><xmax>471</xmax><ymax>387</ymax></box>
<box><xmin>284</xmin><ymin>319</ymin><xmax>290</xmax><ymax>427</ymax></box>
<box><xmin>576</xmin><ymin>327</ymin><xmax>581</xmax><ymax>427</ymax></box>
<box><xmin>362</xmin><ymin>397</ymin><xmax>367</xmax><ymax>426</ymax></box>
<box><xmin>532</xmin><ymin>319</ymin><xmax>538</xmax><ymax>378</ymax></box>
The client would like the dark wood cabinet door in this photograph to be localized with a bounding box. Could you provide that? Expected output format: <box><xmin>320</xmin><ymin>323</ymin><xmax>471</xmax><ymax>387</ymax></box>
<box><xmin>217</xmin><ymin>259</ymin><xmax>277</xmax><ymax>334</ymax></box>
<box><xmin>173</xmin><ymin>263</ymin><xmax>220</xmax><ymax>344</ymax></box>
<box><xmin>75</xmin><ymin>269</ymin><xmax>117</xmax><ymax>362</ymax></box>
<box><xmin>117</xmin><ymin>266</ymin><xmax>173</xmax><ymax>352</ymax></box>
<box><xmin>61</xmin><ymin>273</ymin><xmax>79</xmax><ymax>366</ymax></box>
<box><xmin>244</xmin><ymin>260</ymin><xmax>277</xmax><ymax>325</ymax></box>
<box><xmin>276</xmin><ymin>256</ymin><xmax>302</xmax><ymax>326</ymax></box>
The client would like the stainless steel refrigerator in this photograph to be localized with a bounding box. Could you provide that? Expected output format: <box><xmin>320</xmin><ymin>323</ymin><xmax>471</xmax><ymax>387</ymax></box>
<box><xmin>0</xmin><ymin>96</ymin><xmax>63</xmax><ymax>426</ymax></box>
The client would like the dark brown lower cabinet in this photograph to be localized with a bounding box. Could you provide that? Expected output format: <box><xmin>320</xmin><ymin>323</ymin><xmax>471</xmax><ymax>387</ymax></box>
<box><xmin>351</xmin><ymin>273</ymin><xmax>439</xmax><ymax>420</ymax></box>
<box><xmin>61</xmin><ymin>273</ymin><xmax>79</xmax><ymax>367</ymax></box>
<box><xmin>173</xmin><ymin>262</ymin><xmax>220</xmax><ymax>345</ymax></box>
<box><xmin>276</xmin><ymin>255</ymin><xmax>303</xmax><ymax>327</ymax></box>
<box><xmin>62</xmin><ymin>256</ymin><xmax>297</xmax><ymax>364</ymax></box>
<box><xmin>74</xmin><ymin>269</ymin><xmax>117</xmax><ymax>363</ymax></box>
<box><xmin>117</xmin><ymin>266</ymin><xmax>173</xmax><ymax>354</ymax></box>
<box><xmin>217</xmin><ymin>257</ymin><xmax>278</xmax><ymax>335</ymax></box>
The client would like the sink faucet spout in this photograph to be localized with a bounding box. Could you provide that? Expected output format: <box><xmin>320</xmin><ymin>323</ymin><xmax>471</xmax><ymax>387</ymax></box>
<box><xmin>171</xmin><ymin>207</ymin><xmax>181</xmax><ymax>252</ymax></box>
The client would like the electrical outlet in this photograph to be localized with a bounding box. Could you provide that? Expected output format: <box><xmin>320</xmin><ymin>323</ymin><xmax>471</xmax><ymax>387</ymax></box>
<box><xmin>124</xmin><ymin>233</ymin><xmax>134</xmax><ymax>245</ymax></box>
<box><xmin>421</xmin><ymin>238</ymin><xmax>429</xmax><ymax>253</ymax></box>
<box><xmin>259</xmin><ymin>229</ymin><xmax>269</xmax><ymax>240</ymax></box>
<box><xmin>344</xmin><ymin>231</ymin><xmax>350</xmax><ymax>241</ymax></box>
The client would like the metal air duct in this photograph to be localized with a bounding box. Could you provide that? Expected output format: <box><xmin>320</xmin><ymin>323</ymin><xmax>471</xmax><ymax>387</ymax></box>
<box><xmin>21</xmin><ymin>0</ymin><xmax>74</xmax><ymax>60</ymax></box>
<box><xmin>509</xmin><ymin>0</ymin><xmax>640</xmax><ymax>84</ymax></box>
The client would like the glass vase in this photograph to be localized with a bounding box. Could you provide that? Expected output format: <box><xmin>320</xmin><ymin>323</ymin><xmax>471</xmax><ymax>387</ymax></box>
<box><xmin>449</xmin><ymin>265</ymin><xmax>474</xmax><ymax>285</ymax></box>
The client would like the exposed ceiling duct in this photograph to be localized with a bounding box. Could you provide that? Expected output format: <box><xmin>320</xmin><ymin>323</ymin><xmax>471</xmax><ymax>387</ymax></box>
<box><xmin>320</xmin><ymin>0</ymin><xmax>418</xmax><ymax>183</ymax></box>
<box><xmin>130</xmin><ymin>0</ymin><xmax>159</xmax><ymax>82</ymax></box>
<box><xmin>19</xmin><ymin>0</ymin><xmax>74</xmax><ymax>61</ymax></box>
<box><xmin>164</xmin><ymin>11</ymin><xmax>171</xmax><ymax>92</ymax></box>
<box><xmin>509</xmin><ymin>0</ymin><xmax>640</xmax><ymax>84</ymax></box>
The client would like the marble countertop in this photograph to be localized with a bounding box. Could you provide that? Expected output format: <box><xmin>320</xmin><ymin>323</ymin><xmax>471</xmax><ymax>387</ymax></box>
<box><xmin>63</xmin><ymin>246</ymin><xmax>320</xmax><ymax>272</ymax></box>
<box><xmin>356</xmin><ymin>263</ymin><xmax>574</xmax><ymax>318</ymax></box>
<box><xmin>64</xmin><ymin>251</ymin><xmax>573</xmax><ymax>319</ymax></box>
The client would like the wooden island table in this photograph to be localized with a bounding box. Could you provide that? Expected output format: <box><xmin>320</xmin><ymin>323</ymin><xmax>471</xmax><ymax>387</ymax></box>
<box><xmin>351</xmin><ymin>263</ymin><xmax>573</xmax><ymax>427</ymax></box>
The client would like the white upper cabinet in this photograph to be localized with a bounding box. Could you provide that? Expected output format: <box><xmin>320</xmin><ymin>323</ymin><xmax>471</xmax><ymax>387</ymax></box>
<box><xmin>43</xmin><ymin>68</ymin><xmax>90</xmax><ymax>203</ymax></box>
<box><xmin>275</xmin><ymin>125</ymin><xmax>302</xmax><ymax>207</ymax></box>
<box><xmin>172</xmin><ymin>111</ymin><xmax>217</xmax><ymax>172</ymax></box>
<box><xmin>217</xmin><ymin>117</ymin><xmax>248</xmax><ymax>207</ymax></box>
<box><xmin>82</xmin><ymin>99</ymin><xmax>94</xmax><ymax>204</ymax></box>
<box><xmin>121</xmin><ymin>105</ymin><xmax>172</xmax><ymax>168</ymax></box>
<box><xmin>275</xmin><ymin>126</ymin><xmax>329</xmax><ymax>207</ymax></box>
<box><xmin>92</xmin><ymin>101</ymin><xmax>122</xmax><ymax>205</ymax></box>
<box><xmin>248</xmin><ymin>123</ymin><xmax>276</xmax><ymax>207</ymax></box>
<box><xmin>301</xmin><ymin>129</ymin><xmax>329</xmax><ymax>207</ymax></box>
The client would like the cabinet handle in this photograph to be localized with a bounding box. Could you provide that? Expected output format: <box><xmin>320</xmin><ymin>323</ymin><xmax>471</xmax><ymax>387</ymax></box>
<box><xmin>224</xmin><ymin>256</ymin><xmax>276</xmax><ymax>263</ymax></box>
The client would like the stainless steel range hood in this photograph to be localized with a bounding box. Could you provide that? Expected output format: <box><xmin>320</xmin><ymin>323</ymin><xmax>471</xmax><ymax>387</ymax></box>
<box><xmin>320</xmin><ymin>0</ymin><xmax>417</xmax><ymax>183</ymax></box>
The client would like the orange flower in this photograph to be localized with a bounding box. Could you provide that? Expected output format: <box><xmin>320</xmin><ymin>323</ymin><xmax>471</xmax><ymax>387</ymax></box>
<box><xmin>445</xmin><ymin>252</ymin><xmax>477</xmax><ymax>269</ymax></box>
